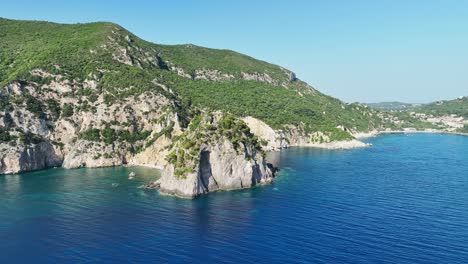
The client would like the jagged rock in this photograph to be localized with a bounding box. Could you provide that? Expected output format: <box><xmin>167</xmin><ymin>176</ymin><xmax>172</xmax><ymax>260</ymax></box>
<box><xmin>193</xmin><ymin>69</ymin><xmax>235</xmax><ymax>81</ymax></box>
<box><xmin>241</xmin><ymin>72</ymin><xmax>275</xmax><ymax>84</ymax></box>
<box><xmin>288</xmin><ymin>72</ymin><xmax>297</xmax><ymax>82</ymax></box>
<box><xmin>112</xmin><ymin>47</ymin><xmax>134</xmax><ymax>65</ymax></box>
<box><xmin>169</xmin><ymin>66</ymin><xmax>192</xmax><ymax>79</ymax></box>
<box><xmin>3</xmin><ymin>82</ymin><xmax>24</xmax><ymax>95</ymax></box>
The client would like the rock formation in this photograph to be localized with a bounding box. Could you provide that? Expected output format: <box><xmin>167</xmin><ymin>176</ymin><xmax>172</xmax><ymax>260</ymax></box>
<box><xmin>153</xmin><ymin>139</ymin><xmax>274</xmax><ymax>198</ymax></box>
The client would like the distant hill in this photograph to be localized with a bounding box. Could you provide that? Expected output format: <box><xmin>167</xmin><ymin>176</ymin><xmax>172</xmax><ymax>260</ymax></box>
<box><xmin>413</xmin><ymin>97</ymin><xmax>468</xmax><ymax>118</ymax></box>
<box><xmin>365</xmin><ymin>102</ymin><xmax>420</xmax><ymax>111</ymax></box>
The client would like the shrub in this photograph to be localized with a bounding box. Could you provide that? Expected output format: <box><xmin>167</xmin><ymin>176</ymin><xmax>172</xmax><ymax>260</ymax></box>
<box><xmin>46</xmin><ymin>99</ymin><xmax>61</xmax><ymax>119</ymax></box>
<box><xmin>61</xmin><ymin>104</ymin><xmax>74</xmax><ymax>117</ymax></box>
<box><xmin>25</xmin><ymin>95</ymin><xmax>45</xmax><ymax>118</ymax></box>
<box><xmin>80</xmin><ymin>128</ymin><xmax>101</xmax><ymax>141</ymax></box>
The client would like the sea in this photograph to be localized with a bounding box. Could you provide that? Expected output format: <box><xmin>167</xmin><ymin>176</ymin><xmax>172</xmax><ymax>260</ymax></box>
<box><xmin>1</xmin><ymin>133</ymin><xmax>467</xmax><ymax>263</ymax></box>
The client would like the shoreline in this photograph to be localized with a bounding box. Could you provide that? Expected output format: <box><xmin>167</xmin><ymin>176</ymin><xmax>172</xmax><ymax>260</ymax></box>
<box><xmin>2</xmin><ymin>131</ymin><xmax>466</xmax><ymax>176</ymax></box>
<box><xmin>294</xmin><ymin>129</ymin><xmax>468</xmax><ymax>151</ymax></box>
<box><xmin>290</xmin><ymin>139</ymin><xmax>371</xmax><ymax>150</ymax></box>
<box><xmin>355</xmin><ymin>129</ymin><xmax>468</xmax><ymax>139</ymax></box>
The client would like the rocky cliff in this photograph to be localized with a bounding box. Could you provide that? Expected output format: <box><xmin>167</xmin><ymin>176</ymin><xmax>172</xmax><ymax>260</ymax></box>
<box><xmin>153</xmin><ymin>139</ymin><xmax>273</xmax><ymax>198</ymax></box>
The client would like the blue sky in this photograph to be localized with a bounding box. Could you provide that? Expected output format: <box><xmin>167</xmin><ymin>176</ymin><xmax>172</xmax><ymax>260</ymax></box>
<box><xmin>1</xmin><ymin>0</ymin><xmax>467</xmax><ymax>103</ymax></box>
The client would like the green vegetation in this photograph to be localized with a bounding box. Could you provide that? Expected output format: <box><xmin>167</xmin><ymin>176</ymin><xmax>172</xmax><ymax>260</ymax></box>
<box><xmin>0</xmin><ymin>127</ymin><xmax>15</xmax><ymax>142</ymax></box>
<box><xmin>0</xmin><ymin>94</ymin><xmax>13</xmax><ymax>112</ymax></box>
<box><xmin>154</xmin><ymin>44</ymin><xmax>289</xmax><ymax>81</ymax></box>
<box><xmin>0</xmin><ymin>17</ymin><xmax>405</xmax><ymax>145</ymax></box>
<box><xmin>46</xmin><ymin>99</ymin><xmax>61</xmax><ymax>119</ymax></box>
<box><xmin>117</xmin><ymin>130</ymin><xmax>151</xmax><ymax>143</ymax></box>
<box><xmin>0</xmin><ymin>127</ymin><xmax>44</xmax><ymax>145</ymax></box>
<box><xmin>80</xmin><ymin>128</ymin><xmax>101</xmax><ymax>141</ymax></box>
<box><xmin>25</xmin><ymin>95</ymin><xmax>45</xmax><ymax>118</ymax></box>
<box><xmin>61</xmin><ymin>104</ymin><xmax>74</xmax><ymax>117</ymax></box>
<box><xmin>19</xmin><ymin>131</ymin><xmax>43</xmax><ymax>144</ymax></box>
<box><xmin>0</xmin><ymin>18</ymin><xmax>120</xmax><ymax>87</ymax></box>
<box><xmin>217</xmin><ymin>114</ymin><xmax>263</xmax><ymax>150</ymax></box>
<box><xmin>154</xmin><ymin>71</ymin><xmax>382</xmax><ymax>140</ymax></box>
<box><xmin>79</xmin><ymin>127</ymin><xmax>151</xmax><ymax>144</ymax></box>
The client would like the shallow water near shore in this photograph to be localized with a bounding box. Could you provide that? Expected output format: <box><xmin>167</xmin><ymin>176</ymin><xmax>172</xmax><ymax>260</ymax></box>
<box><xmin>1</xmin><ymin>133</ymin><xmax>468</xmax><ymax>263</ymax></box>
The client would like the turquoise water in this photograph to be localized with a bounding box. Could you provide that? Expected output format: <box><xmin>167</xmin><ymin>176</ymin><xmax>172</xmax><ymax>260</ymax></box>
<box><xmin>1</xmin><ymin>133</ymin><xmax>468</xmax><ymax>263</ymax></box>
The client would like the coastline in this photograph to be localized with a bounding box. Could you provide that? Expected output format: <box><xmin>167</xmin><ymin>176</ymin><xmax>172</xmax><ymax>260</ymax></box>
<box><xmin>291</xmin><ymin>139</ymin><xmax>371</xmax><ymax>150</ymax></box>
<box><xmin>355</xmin><ymin>129</ymin><xmax>468</xmax><ymax>139</ymax></box>
<box><xmin>2</xmin><ymin>131</ymin><xmax>465</xmax><ymax>176</ymax></box>
<box><xmin>301</xmin><ymin>129</ymin><xmax>468</xmax><ymax>151</ymax></box>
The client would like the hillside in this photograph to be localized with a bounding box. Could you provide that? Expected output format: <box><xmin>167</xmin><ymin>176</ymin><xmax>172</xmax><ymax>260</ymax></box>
<box><xmin>413</xmin><ymin>97</ymin><xmax>468</xmax><ymax>118</ymax></box>
<box><xmin>0</xmin><ymin>18</ymin><xmax>403</xmax><ymax>197</ymax></box>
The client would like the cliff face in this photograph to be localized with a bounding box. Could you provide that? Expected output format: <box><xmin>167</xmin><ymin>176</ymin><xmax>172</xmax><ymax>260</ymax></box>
<box><xmin>0</xmin><ymin>142</ymin><xmax>62</xmax><ymax>174</ymax></box>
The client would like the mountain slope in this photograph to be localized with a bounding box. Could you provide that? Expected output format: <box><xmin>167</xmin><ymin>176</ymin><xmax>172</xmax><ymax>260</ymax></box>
<box><xmin>0</xmin><ymin>18</ymin><xmax>395</xmax><ymax>197</ymax></box>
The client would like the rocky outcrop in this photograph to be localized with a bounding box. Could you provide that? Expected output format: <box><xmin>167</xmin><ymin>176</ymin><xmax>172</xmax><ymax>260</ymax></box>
<box><xmin>169</xmin><ymin>66</ymin><xmax>192</xmax><ymax>79</ymax></box>
<box><xmin>242</xmin><ymin>116</ymin><xmax>287</xmax><ymax>150</ymax></box>
<box><xmin>128</xmin><ymin>135</ymin><xmax>172</xmax><ymax>169</ymax></box>
<box><xmin>243</xmin><ymin>116</ymin><xmax>370</xmax><ymax>150</ymax></box>
<box><xmin>300</xmin><ymin>139</ymin><xmax>371</xmax><ymax>149</ymax></box>
<box><xmin>288</xmin><ymin>72</ymin><xmax>297</xmax><ymax>82</ymax></box>
<box><xmin>112</xmin><ymin>47</ymin><xmax>135</xmax><ymax>66</ymax></box>
<box><xmin>241</xmin><ymin>72</ymin><xmax>275</xmax><ymax>84</ymax></box>
<box><xmin>169</xmin><ymin>67</ymin><xmax>281</xmax><ymax>84</ymax></box>
<box><xmin>153</xmin><ymin>139</ymin><xmax>274</xmax><ymax>198</ymax></box>
<box><xmin>0</xmin><ymin>141</ymin><xmax>63</xmax><ymax>174</ymax></box>
<box><xmin>194</xmin><ymin>69</ymin><xmax>235</xmax><ymax>81</ymax></box>
<box><xmin>62</xmin><ymin>140</ymin><xmax>126</xmax><ymax>169</ymax></box>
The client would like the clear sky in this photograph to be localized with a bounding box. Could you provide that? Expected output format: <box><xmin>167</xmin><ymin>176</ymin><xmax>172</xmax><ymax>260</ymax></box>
<box><xmin>1</xmin><ymin>0</ymin><xmax>467</xmax><ymax>103</ymax></box>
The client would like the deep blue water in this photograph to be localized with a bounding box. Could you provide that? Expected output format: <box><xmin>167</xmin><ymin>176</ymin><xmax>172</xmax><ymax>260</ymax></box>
<box><xmin>1</xmin><ymin>133</ymin><xmax>468</xmax><ymax>263</ymax></box>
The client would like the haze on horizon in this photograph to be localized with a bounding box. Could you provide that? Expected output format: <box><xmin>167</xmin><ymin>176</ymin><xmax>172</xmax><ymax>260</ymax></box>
<box><xmin>1</xmin><ymin>0</ymin><xmax>467</xmax><ymax>103</ymax></box>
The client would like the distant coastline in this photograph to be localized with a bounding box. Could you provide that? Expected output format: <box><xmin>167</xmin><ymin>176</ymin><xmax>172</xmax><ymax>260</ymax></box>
<box><xmin>304</xmin><ymin>129</ymin><xmax>468</xmax><ymax>150</ymax></box>
<box><xmin>356</xmin><ymin>129</ymin><xmax>468</xmax><ymax>139</ymax></box>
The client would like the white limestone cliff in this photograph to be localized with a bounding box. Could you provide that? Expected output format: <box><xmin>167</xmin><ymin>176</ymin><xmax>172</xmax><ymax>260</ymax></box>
<box><xmin>152</xmin><ymin>139</ymin><xmax>274</xmax><ymax>198</ymax></box>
